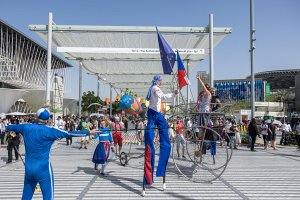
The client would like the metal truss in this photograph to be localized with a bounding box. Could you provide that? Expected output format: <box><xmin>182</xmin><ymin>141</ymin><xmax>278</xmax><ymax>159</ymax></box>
<box><xmin>0</xmin><ymin>20</ymin><xmax>71</xmax><ymax>90</ymax></box>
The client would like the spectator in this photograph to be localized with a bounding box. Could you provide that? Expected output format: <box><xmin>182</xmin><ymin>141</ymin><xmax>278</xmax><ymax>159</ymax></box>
<box><xmin>211</xmin><ymin>95</ymin><xmax>221</xmax><ymax>112</ymax></box>
<box><xmin>269</xmin><ymin>120</ymin><xmax>278</xmax><ymax>150</ymax></box>
<box><xmin>111</xmin><ymin>116</ymin><xmax>124</xmax><ymax>155</ymax></box>
<box><xmin>225</xmin><ymin>120</ymin><xmax>232</xmax><ymax>146</ymax></box>
<box><xmin>80</xmin><ymin>117</ymin><xmax>91</xmax><ymax>149</ymax></box>
<box><xmin>280</xmin><ymin>121</ymin><xmax>292</xmax><ymax>145</ymax></box>
<box><xmin>0</xmin><ymin>118</ymin><xmax>6</xmax><ymax>145</ymax></box>
<box><xmin>55</xmin><ymin>116</ymin><xmax>64</xmax><ymax>129</ymax></box>
<box><xmin>137</xmin><ymin>118</ymin><xmax>144</xmax><ymax>145</ymax></box>
<box><xmin>293</xmin><ymin>120</ymin><xmax>300</xmax><ymax>148</ymax></box>
<box><xmin>6</xmin><ymin>119</ymin><xmax>20</xmax><ymax>164</ymax></box>
<box><xmin>248</xmin><ymin>118</ymin><xmax>259</xmax><ymax>151</ymax></box>
<box><xmin>260</xmin><ymin>120</ymin><xmax>269</xmax><ymax>149</ymax></box>
<box><xmin>175</xmin><ymin>119</ymin><xmax>185</xmax><ymax>158</ymax></box>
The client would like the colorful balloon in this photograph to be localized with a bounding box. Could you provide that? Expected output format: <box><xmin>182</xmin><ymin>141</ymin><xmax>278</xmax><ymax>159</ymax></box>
<box><xmin>125</xmin><ymin>98</ymin><xmax>143</xmax><ymax>114</ymax></box>
<box><xmin>119</xmin><ymin>94</ymin><xmax>143</xmax><ymax>115</ymax></box>
<box><xmin>119</xmin><ymin>94</ymin><xmax>134</xmax><ymax>110</ymax></box>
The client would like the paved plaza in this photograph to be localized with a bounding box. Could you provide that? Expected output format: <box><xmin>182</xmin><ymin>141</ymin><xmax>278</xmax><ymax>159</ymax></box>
<box><xmin>0</xmin><ymin>138</ymin><xmax>300</xmax><ymax>200</ymax></box>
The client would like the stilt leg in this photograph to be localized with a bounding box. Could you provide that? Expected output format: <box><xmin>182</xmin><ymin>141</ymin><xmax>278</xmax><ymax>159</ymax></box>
<box><xmin>163</xmin><ymin>176</ymin><xmax>166</xmax><ymax>190</ymax></box>
<box><xmin>141</xmin><ymin>184</ymin><xmax>146</xmax><ymax>197</ymax></box>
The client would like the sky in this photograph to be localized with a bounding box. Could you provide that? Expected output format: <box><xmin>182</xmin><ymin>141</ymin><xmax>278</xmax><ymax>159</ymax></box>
<box><xmin>1</xmin><ymin>0</ymin><xmax>299</xmax><ymax>101</ymax></box>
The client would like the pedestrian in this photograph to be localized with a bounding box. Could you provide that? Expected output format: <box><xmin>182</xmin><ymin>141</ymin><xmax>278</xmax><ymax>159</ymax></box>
<box><xmin>80</xmin><ymin>117</ymin><xmax>91</xmax><ymax>149</ymax></box>
<box><xmin>6</xmin><ymin>118</ymin><xmax>20</xmax><ymax>163</ymax></box>
<box><xmin>0</xmin><ymin>118</ymin><xmax>6</xmax><ymax>145</ymax></box>
<box><xmin>293</xmin><ymin>120</ymin><xmax>300</xmax><ymax>148</ymax></box>
<box><xmin>111</xmin><ymin>116</ymin><xmax>124</xmax><ymax>155</ymax></box>
<box><xmin>260</xmin><ymin>120</ymin><xmax>269</xmax><ymax>149</ymax></box>
<box><xmin>142</xmin><ymin>75</ymin><xmax>178</xmax><ymax>196</ymax></box>
<box><xmin>280</xmin><ymin>121</ymin><xmax>292</xmax><ymax>145</ymax></box>
<box><xmin>6</xmin><ymin>108</ymin><xmax>99</xmax><ymax>200</ymax></box>
<box><xmin>248</xmin><ymin>118</ymin><xmax>259</xmax><ymax>151</ymax></box>
<box><xmin>175</xmin><ymin>118</ymin><xmax>186</xmax><ymax>158</ymax></box>
<box><xmin>269</xmin><ymin>120</ymin><xmax>278</xmax><ymax>150</ymax></box>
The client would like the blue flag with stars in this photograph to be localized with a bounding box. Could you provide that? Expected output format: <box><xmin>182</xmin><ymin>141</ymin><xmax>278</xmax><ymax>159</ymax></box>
<box><xmin>156</xmin><ymin>28</ymin><xmax>175</xmax><ymax>74</ymax></box>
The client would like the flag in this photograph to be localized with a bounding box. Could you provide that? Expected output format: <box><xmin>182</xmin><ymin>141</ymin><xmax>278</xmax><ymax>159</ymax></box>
<box><xmin>157</xmin><ymin>28</ymin><xmax>175</xmax><ymax>74</ymax></box>
<box><xmin>177</xmin><ymin>51</ymin><xmax>189</xmax><ymax>90</ymax></box>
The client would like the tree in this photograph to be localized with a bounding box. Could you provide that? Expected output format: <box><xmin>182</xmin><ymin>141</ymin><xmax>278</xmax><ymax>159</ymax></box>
<box><xmin>265</xmin><ymin>89</ymin><xmax>294</xmax><ymax>102</ymax></box>
<box><xmin>220</xmin><ymin>99</ymin><xmax>250</xmax><ymax>114</ymax></box>
<box><xmin>81</xmin><ymin>91</ymin><xmax>104</xmax><ymax>114</ymax></box>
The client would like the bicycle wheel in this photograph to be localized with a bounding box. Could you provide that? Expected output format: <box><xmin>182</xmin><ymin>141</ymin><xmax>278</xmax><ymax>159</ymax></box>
<box><xmin>172</xmin><ymin>125</ymin><xmax>230</xmax><ymax>183</ymax></box>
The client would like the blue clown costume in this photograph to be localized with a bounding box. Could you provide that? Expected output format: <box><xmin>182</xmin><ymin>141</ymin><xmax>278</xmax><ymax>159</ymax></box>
<box><xmin>92</xmin><ymin>127</ymin><xmax>113</xmax><ymax>164</ymax></box>
<box><xmin>143</xmin><ymin>75</ymin><xmax>176</xmax><ymax>186</ymax></box>
<box><xmin>6</xmin><ymin>108</ymin><xmax>94</xmax><ymax>200</ymax></box>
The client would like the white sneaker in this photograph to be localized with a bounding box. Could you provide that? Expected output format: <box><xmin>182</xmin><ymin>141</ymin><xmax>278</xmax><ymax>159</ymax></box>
<box><xmin>163</xmin><ymin>183</ymin><xmax>166</xmax><ymax>190</ymax></box>
<box><xmin>141</xmin><ymin>190</ymin><xmax>146</xmax><ymax>197</ymax></box>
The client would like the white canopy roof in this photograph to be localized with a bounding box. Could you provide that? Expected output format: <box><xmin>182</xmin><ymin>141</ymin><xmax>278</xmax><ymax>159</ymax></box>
<box><xmin>29</xmin><ymin>25</ymin><xmax>232</xmax><ymax>96</ymax></box>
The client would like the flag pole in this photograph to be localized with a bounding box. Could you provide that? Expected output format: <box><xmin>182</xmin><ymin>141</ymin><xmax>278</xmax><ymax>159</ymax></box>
<box><xmin>186</xmin><ymin>59</ymin><xmax>190</xmax><ymax>117</ymax></box>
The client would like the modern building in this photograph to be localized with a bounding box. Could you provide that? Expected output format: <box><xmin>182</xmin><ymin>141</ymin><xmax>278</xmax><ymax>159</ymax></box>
<box><xmin>254</xmin><ymin>69</ymin><xmax>300</xmax><ymax>112</ymax></box>
<box><xmin>0</xmin><ymin>19</ymin><xmax>77</xmax><ymax>115</ymax></box>
<box><xmin>198</xmin><ymin>69</ymin><xmax>300</xmax><ymax>112</ymax></box>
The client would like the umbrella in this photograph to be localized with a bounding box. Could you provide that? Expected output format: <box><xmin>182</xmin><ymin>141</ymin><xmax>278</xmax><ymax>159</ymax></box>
<box><xmin>90</xmin><ymin>113</ymin><xmax>104</xmax><ymax>118</ymax></box>
<box><xmin>265</xmin><ymin>119</ymin><xmax>282</xmax><ymax>126</ymax></box>
<box><xmin>88</xmin><ymin>103</ymin><xmax>102</xmax><ymax>108</ymax></box>
<box><xmin>6</xmin><ymin>112</ymin><xmax>27</xmax><ymax>116</ymax></box>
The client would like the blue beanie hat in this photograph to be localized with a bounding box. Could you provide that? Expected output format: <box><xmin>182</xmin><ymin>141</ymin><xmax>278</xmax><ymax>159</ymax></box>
<box><xmin>36</xmin><ymin>108</ymin><xmax>50</xmax><ymax>120</ymax></box>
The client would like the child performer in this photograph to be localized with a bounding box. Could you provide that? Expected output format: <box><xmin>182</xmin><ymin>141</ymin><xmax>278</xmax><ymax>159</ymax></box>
<box><xmin>92</xmin><ymin>120</ymin><xmax>114</xmax><ymax>176</ymax></box>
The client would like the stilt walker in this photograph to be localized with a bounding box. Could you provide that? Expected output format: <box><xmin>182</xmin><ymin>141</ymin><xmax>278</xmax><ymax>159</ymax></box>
<box><xmin>142</xmin><ymin>75</ymin><xmax>178</xmax><ymax>196</ymax></box>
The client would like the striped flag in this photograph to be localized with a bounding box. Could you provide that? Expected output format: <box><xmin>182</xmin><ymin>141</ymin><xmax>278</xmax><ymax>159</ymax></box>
<box><xmin>177</xmin><ymin>51</ymin><xmax>189</xmax><ymax>89</ymax></box>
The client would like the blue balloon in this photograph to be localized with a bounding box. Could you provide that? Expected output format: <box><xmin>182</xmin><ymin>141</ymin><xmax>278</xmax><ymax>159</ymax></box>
<box><xmin>119</xmin><ymin>94</ymin><xmax>134</xmax><ymax>110</ymax></box>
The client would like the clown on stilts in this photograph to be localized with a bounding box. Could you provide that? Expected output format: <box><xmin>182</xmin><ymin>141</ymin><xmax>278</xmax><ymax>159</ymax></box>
<box><xmin>142</xmin><ymin>75</ymin><xmax>178</xmax><ymax>196</ymax></box>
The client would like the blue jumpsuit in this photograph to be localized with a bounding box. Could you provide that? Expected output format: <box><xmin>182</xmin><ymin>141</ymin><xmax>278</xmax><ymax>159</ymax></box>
<box><xmin>6</xmin><ymin>123</ymin><xmax>90</xmax><ymax>200</ymax></box>
<box><xmin>144</xmin><ymin>108</ymin><xmax>171</xmax><ymax>185</ymax></box>
<box><xmin>144</xmin><ymin>84</ymin><xmax>174</xmax><ymax>185</ymax></box>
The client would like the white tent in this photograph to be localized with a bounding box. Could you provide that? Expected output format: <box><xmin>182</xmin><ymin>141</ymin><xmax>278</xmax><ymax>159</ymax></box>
<box><xmin>29</xmin><ymin>25</ymin><xmax>232</xmax><ymax>97</ymax></box>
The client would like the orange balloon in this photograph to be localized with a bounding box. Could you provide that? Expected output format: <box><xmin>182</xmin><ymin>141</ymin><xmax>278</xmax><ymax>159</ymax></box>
<box><xmin>125</xmin><ymin>98</ymin><xmax>143</xmax><ymax>114</ymax></box>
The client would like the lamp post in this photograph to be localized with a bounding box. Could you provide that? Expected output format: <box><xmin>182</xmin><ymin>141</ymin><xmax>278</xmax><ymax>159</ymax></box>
<box><xmin>281</xmin><ymin>96</ymin><xmax>285</xmax><ymax>123</ymax></box>
<box><xmin>250</xmin><ymin>0</ymin><xmax>256</xmax><ymax>119</ymax></box>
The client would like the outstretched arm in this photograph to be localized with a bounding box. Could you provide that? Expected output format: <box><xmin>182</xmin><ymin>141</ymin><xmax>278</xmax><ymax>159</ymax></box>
<box><xmin>154</xmin><ymin>86</ymin><xmax>178</xmax><ymax>100</ymax></box>
<box><xmin>196</xmin><ymin>74</ymin><xmax>211</xmax><ymax>97</ymax></box>
<box><xmin>50</xmin><ymin>127</ymin><xmax>100</xmax><ymax>140</ymax></box>
<box><xmin>6</xmin><ymin>124</ymin><xmax>26</xmax><ymax>136</ymax></box>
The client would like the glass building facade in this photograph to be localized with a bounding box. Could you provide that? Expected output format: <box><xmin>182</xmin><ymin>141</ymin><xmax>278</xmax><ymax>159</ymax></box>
<box><xmin>214</xmin><ymin>79</ymin><xmax>265</xmax><ymax>102</ymax></box>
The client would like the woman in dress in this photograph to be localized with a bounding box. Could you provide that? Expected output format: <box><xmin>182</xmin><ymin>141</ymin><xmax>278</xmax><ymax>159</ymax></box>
<box><xmin>92</xmin><ymin>120</ymin><xmax>114</xmax><ymax>176</ymax></box>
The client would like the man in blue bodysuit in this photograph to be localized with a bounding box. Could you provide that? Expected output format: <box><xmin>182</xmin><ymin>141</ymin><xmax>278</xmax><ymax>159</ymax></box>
<box><xmin>6</xmin><ymin>108</ymin><xmax>99</xmax><ymax>200</ymax></box>
<box><xmin>142</xmin><ymin>75</ymin><xmax>178</xmax><ymax>196</ymax></box>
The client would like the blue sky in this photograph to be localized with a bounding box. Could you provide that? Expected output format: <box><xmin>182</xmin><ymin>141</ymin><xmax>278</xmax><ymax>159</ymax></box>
<box><xmin>1</xmin><ymin>0</ymin><xmax>299</xmax><ymax>100</ymax></box>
